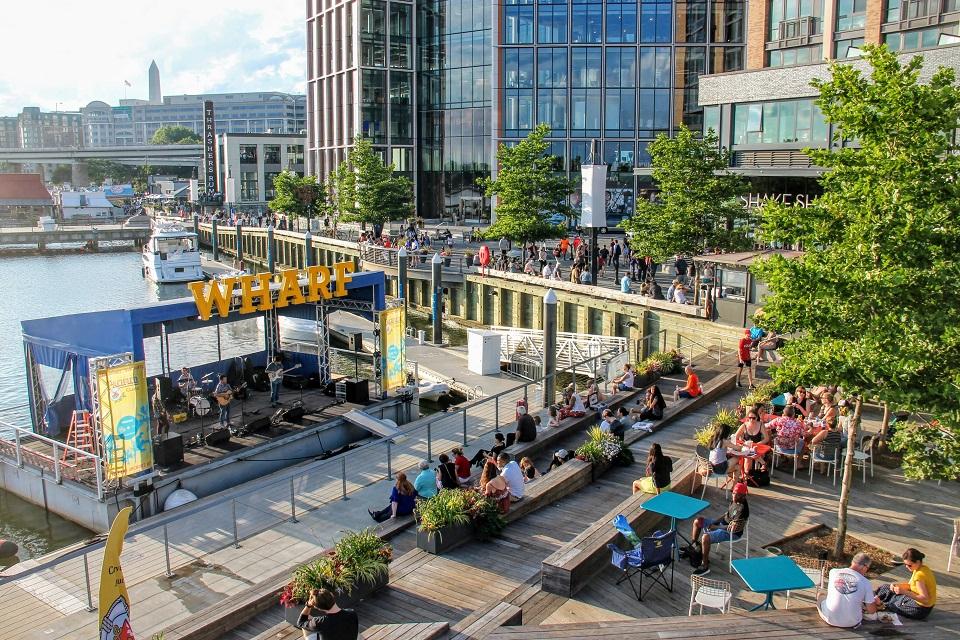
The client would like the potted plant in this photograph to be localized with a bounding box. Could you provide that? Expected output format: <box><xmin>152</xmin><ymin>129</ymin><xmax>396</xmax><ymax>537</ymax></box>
<box><xmin>695</xmin><ymin>407</ymin><xmax>741</xmax><ymax>447</ymax></box>
<box><xmin>280</xmin><ymin>528</ymin><xmax>392</xmax><ymax>625</ymax></box>
<box><xmin>575</xmin><ymin>427</ymin><xmax>632</xmax><ymax>479</ymax></box>
<box><xmin>415</xmin><ymin>489</ymin><xmax>505</xmax><ymax>554</ymax></box>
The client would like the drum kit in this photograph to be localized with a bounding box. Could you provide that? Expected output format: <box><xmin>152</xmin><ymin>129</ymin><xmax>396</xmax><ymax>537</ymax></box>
<box><xmin>180</xmin><ymin>373</ymin><xmax>215</xmax><ymax>417</ymax></box>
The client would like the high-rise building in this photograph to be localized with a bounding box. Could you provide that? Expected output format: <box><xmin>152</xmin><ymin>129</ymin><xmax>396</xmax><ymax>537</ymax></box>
<box><xmin>0</xmin><ymin>107</ymin><xmax>84</xmax><ymax>149</ymax></box>
<box><xmin>697</xmin><ymin>0</ymin><xmax>959</xmax><ymax>198</ymax></box>
<box><xmin>306</xmin><ymin>0</ymin><xmax>747</xmax><ymax>221</ymax></box>
<box><xmin>149</xmin><ymin>60</ymin><xmax>163</xmax><ymax>104</ymax></box>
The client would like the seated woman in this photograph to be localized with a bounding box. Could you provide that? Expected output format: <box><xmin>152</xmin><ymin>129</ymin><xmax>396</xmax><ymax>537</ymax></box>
<box><xmin>436</xmin><ymin>453</ymin><xmax>460</xmax><ymax>490</ymax></box>
<box><xmin>368</xmin><ymin>472</ymin><xmax>417</xmax><ymax>522</ymax></box>
<box><xmin>634</xmin><ymin>385</ymin><xmax>667</xmax><ymax>421</ymax></box>
<box><xmin>547</xmin><ymin>406</ymin><xmax>561</xmax><ymax>428</ymax></box>
<box><xmin>547</xmin><ymin>449</ymin><xmax>572</xmax><ymax>472</ymax></box>
<box><xmin>876</xmin><ymin>548</ymin><xmax>937</xmax><ymax>620</ymax></box>
<box><xmin>633</xmin><ymin>443</ymin><xmax>673</xmax><ymax>494</ymax></box>
<box><xmin>479</xmin><ymin>461</ymin><xmax>511</xmax><ymax>514</ymax></box>
<box><xmin>810</xmin><ymin>414</ymin><xmax>844</xmax><ymax>472</ymax></box>
<box><xmin>733</xmin><ymin>409</ymin><xmax>770</xmax><ymax>476</ymax></box>
<box><xmin>519</xmin><ymin>456</ymin><xmax>540</xmax><ymax>482</ymax></box>
<box><xmin>704</xmin><ymin>423</ymin><xmax>732</xmax><ymax>478</ymax></box>
<box><xmin>790</xmin><ymin>386</ymin><xmax>813</xmax><ymax>418</ymax></box>
<box><xmin>558</xmin><ymin>385</ymin><xmax>587</xmax><ymax>420</ymax></box>
<box><xmin>451</xmin><ymin>447</ymin><xmax>472</xmax><ymax>485</ymax></box>
<box><xmin>583</xmin><ymin>378</ymin><xmax>603</xmax><ymax>408</ymax></box>
<box><xmin>469</xmin><ymin>432</ymin><xmax>507</xmax><ymax>467</ymax></box>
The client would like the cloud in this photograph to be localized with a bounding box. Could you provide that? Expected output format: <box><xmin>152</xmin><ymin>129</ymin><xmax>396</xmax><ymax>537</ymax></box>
<box><xmin>0</xmin><ymin>0</ymin><xmax>304</xmax><ymax>117</ymax></box>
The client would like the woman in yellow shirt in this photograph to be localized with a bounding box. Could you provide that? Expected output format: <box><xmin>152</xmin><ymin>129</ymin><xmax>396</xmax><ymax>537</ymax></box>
<box><xmin>876</xmin><ymin>548</ymin><xmax>937</xmax><ymax>619</ymax></box>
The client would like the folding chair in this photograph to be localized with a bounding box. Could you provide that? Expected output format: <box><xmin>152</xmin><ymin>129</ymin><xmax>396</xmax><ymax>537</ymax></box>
<box><xmin>607</xmin><ymin>529</ymin><xmax>676</xmax><ymax>601</ymax></box>
<box><xmin>785</xmin><ymin>556</ymin><xmax>825</xmax><ymax>609</ymax></box>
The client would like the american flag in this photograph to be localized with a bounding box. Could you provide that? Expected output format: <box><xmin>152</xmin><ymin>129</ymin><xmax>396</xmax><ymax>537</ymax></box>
<box><xmin>123</xmin><ymin>80</ymin><xmax>131</xmax><ymax>87</ymax></box>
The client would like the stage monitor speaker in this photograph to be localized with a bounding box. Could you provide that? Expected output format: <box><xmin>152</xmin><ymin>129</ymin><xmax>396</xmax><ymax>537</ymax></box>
<box><xmin>281</xmin><ymin>405</ymin><xmax>306</xmax><ymax>422</ymax></box>
<box><xmin>348</xmin><ymin>332</ymin><xmax>363</xmax><ymax>351</ymax></box>
<box><xmin>344</xmin><ymin>378</ymin><xmax>369</xmax><ymax>404</ymax></box>
<box><xmin>282</xmin><ymin>374</ymin><xmax>307</xmax><ymax>390</ymax></box>
<box><xmin>245</xmin><ymin>416</ymin><xmax>272</xmax><ymax>433</ymax></box>
<box><xmin>204</xmin><ymin>428</ymin><xmax>231</xmax><ymax>446</ymax></box>
<box><xmin>154</xmin><ymin>432</ymin><xmax>184</xmax><ymax>467</ymax></box>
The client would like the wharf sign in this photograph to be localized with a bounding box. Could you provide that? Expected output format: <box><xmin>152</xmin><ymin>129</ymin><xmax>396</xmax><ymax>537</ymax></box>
<box><xmin>188</xmin><ymin>262</ymin><xmax>355</xmax><ymax>321</ymax></box>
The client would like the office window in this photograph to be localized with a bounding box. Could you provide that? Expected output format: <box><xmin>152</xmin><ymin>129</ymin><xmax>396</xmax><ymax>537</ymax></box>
<box><xmin>885</xmin><ymin>25</ymin><xmax>950</xmax><ymax>50</ymax></box>
<box><xmin>711</xmin><ymin>45</ymin><xmax>744</xmax><ymax>73</ymax></box>
<box><xmin>835</xmin><ymin>0</ymin><xmax>866</xmax><ymax>31</ymax></box>
<box><xmin>390</xmin><ymin>3</ymin><xmax>413</xmax><ymax>69</ymax></box>
<box><xmin>641</xmin><ymin>0</ymin><xmax>673</xmax><ymax>43</ymax></box>
<box><xmin>769</xmin><ymin>0</ymin><xmax>823</xmax><ymax>40</ymax></box>
<box><xmin>537</xmin><ymin>48</ymin><xmax>568</xmax><ymax>87</ymax></box>
<box><xmin>606</xmin><ymin>1</ymin><xmax>638</xmax><ymax>43</ymax></box>
<box><xmin>638</xmin><ymin>47</ymin><xmax>671</xmax><ymax>137</ymax></box>
<box><xmin>265</xmin><ymin>172</ymin><xmax>279</xmax><ymax>199</ymax></box>
<box><xmin>712</xmin><ymin>0</ymin><xmax>745</xmax><ymax>43</ymax></box>
<box><xmin>360</xmin><ymin>0</ymin><xmax>387</xmax><ymax>67</ymax></box>
<box><xmin>504</xmin><ymin>0</ymin><xmax>535</xmax><ymax>44</ymax></box>
<box><xmin>676</xmin><ymin>2</ymin><xmax>708</xmax><ymax>42</ymax></box>
<box><xmin>240</xmin><ymin>171</ymin><xmax>259</xmax><ymax>201</ymax></box>
<box><xmin>263</xmin><ymin>145</ymin><xmax>281</xmax><ymax>164</ymax></box>
<box><xmin>570</xmin><ymin>90</ymin><xmax>601</xmax><ymax>136</ymax></box>
<box><xmin>538</xmin><ymin>3</ymin><xmax>567</xmax><ymax>43</ymax></box>
<box><xmin>503</xmin><ymin>48</ymin><xmax>534</xmax><ymax>88</ymax></box>
<box><xmin>537</xmin><ymin>89</ymin><xmax>567</xmax><ymax>133</ymax></box>
<box><xmin>834</xmin><ymin>37</ymin><xmax>864</xmax><ymax>57</ymax></box>
<box><xmin>604</xmin><ymin>141</ymin><xmax>634</xmax><ymax>172</ymax></box>
<box><xmin>287</xmin><ymin>145</ymin><xmax>304</xmax><ymax>166</ymax></box>
<box><xmin>571</xmin><ymin>3</ymin><xmax>603</xmax><ymax>42</ymax></box>
<box><xmin>768</xmin><ymin>44</ymin><xmax>821</xmax><ymax>66</ymax></box>
<box><xmin>732</xmin><ymin>99</ymin><xmax>828</xmax><ymax>144</ymax></box>
<box><xmin>604</xmin><ymin>89</ymin><xmax>636</xmax><ymax>136</ymax></box>
<box><xmin>239</xmin><ymin>145</ymin><xmax>258</xmax><ymax>163</ymax></box>
<box><xmin>503</xmin><ymin>90</ymin><xmax>534</xmax><ymax>136</ymax></box>
<box><xmin>571</xmin><ymin>47</ymin><xmax>602</xmax><ymax>87</ymax></box>
<box><xmin>605</xmin><ymin>48</ymin><xmax>637</xmax><ymax>87</ymax></box>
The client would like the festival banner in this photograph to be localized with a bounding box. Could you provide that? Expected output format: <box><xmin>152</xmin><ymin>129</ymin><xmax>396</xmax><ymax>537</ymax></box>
<box><xmin>96</xmin><ymin>361</ymin><xmax>154</xmax><ymax>479</ymax></box>
<box><xmin>98</xmin><ymin>507</ymin><xmax>135</xmax><ymax>640</ymax></box>
<box><xmin>380</xmin><ymin>306</ymin><xmax>406</xmax><ymax>392</ymax></box>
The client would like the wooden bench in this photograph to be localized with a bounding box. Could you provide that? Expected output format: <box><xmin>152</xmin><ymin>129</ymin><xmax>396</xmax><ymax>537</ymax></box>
<box><xmin>363</xmin><ymin>621</ymin><xmax>450</xmax><ymax>640</ymax></box>
<box><xmin>503</xmin><ymin>388</ymin><xmax>643</xmax><ymax>462</ymax></box>
<box><xmin>504</xmin><ymin>459</ymin><xmax>592</xmax><ymax>524</ymax></box>
<box><xmin>448</xmin><ymin>601</ymin><xmax>522</xmax><ymax>640</ymax></box>
<box><xmin>540</xmin><ymin>459</ymin><xmax>699</xmax><ymax>598</ymax></box>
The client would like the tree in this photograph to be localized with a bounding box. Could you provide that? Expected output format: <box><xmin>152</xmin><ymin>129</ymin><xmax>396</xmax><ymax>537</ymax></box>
<box><xmin>132</xmin><ymin>164</ymin><xmax>153</xmax><ymax>194</ymax></box>
<box><xmin>750</xmin><ymin>45</ymin><xmax>960</xmax><ymax>557</ymax></box>
<box><xmin>269</xmin><ymin>171</ymin><xmax>328</xmax><ymax>228</ymax></box>
<box><xmin>151</xmin><ymin>125</ymin><xmax>201</xmax><ymax>145</ymax></box>
<box><xmin>51</xmin><ymin>165</ymin><xmax>72</xmax><ymax>185</ymax></box>
<box><xmin>620</xmin><ymin>125</ymin><xmax>749</xmax><ymax>263</ymax></box>
<box><xmin>478</xmin><ymin>123</ymin><xmax>574</xmax><ymax>242</ymax></box>
<box><xmin>330</xmin><ymin>136</ymin><xmax>413</xmax><ymax>233</ymax></box>
<box><xmin>85</xmin><ymin>159</ymin><xmax>136</xmax><ymax>186</ymax></box>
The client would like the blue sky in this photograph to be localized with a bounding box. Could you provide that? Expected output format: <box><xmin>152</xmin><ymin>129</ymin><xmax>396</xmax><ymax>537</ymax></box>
<box><xmin>0</xmin><ymin>0</ymin><xmax>304</xmax><ymax>116</ymax></box>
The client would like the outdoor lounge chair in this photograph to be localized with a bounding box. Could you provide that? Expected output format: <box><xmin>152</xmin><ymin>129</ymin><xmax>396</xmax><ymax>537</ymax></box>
<box><xmin>607</xmin><ymin>529</ymin><xmax>676</xmax><ymax>601</ymax></box>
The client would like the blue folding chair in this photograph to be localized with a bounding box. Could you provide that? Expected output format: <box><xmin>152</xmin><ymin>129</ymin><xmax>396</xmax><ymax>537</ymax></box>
<box><xmin>607</xmin><ymin>529</ymin><xmax>676</xmax><ymax>601</ymax></box>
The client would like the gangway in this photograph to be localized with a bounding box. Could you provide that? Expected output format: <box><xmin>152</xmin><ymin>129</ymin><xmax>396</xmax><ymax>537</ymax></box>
<box><xmin>487</xmin><ymin>326</ymin><xmax>627</xmax><ymax>378</ymax></box>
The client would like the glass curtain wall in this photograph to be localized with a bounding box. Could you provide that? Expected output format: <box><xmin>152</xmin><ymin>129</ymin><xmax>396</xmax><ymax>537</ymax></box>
<box><xmin>495</xmin><ymin>0</ymin><xmax>745</xmax><ymax>224</ymax></box>
<box><xmin>418</xmin><ymin>0</ymin><xmax>492</xmax><ymax>218</ymax></box>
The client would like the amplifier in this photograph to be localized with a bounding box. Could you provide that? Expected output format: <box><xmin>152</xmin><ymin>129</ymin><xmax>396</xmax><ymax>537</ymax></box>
<box><xmin>154</xmin><ymin>432</ymin><xmax>184</xmax><ymax>467</ymax></box>
<box><xmin>204</xmin><ymin>428</ymin><xmax>231</xmax><ymax>446</ymax></box>
<box><xmin>245</xmin><ymin>415</ymin><xmax>272</xmax><ymax>433</ymax></box>
<box><xmin>344</xmin><ymin>378</ymin><xmax>369</xmax><ymax>404</ymax></box>
<box><xmin>283</xmin><ymin>374</ymin><xmax>307</xmax><ymax>390</ymax></box>
<box><xmin>281</xmin><ymin>405</ymin><xmax>306</xmax><ymax>422</ymax></box>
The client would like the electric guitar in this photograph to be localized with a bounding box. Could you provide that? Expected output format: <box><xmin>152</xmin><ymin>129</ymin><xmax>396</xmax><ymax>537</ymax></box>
<box><xmin>267</xmin><ymin>363</ymin><xmax>301</xmax><ymax>382</ymax></box>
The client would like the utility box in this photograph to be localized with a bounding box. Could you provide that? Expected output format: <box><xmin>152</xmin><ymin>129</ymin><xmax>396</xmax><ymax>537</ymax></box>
<box><xmin>468</xmin><ymin>330</ymin><xmax>502</xmax><ymax>375</ymax></box>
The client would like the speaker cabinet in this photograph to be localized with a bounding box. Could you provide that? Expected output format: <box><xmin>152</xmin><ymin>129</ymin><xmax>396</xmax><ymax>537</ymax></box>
<box><xmin>204</xmin><ymin>428</ymin><xmax>231</xmax><ymax>446</ymax></box>
<box><xmin>344</xmin><ymin>378</ymin><xmax>369</xmax><ymax>404</ymax></box>
<box><xmin>154</xmin><ymin>432</ymin><xmax>184</xmax><ymax>467</ymax></box>
<box><xmin>245</xmin><ymin>416</ymin><xmax>272</xmax><ymax>433</ymax></box>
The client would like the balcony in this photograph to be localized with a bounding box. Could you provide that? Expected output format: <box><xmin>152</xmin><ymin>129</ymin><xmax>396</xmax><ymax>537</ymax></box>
<box><xmin>778</xmin><ymin>16</ymin><xmax>818</xmax><ymax>40</ymax></box>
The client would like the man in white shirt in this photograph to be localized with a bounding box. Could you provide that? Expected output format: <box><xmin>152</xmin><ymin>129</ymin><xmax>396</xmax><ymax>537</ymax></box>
<box><xmin>819</xmin><ymin>552</ymin><xmax>879</xmax><ymax>628</ymax></box>
<box><xmin>496</xmin><ymin>453</ymin><xmax>525</xmax><ymax>501</ymax></box>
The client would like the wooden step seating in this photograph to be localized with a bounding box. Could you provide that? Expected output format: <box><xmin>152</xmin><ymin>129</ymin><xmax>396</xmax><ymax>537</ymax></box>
<box><xmin>363</xmin><ymin>621</ymin><xmax>450</xmax><ymax>640</ymax></box>
<box><xmin>446</xmin><ymin>601</ymin><xmax>522</xmax><ymax>640</ymax></box>
<box><xmin>540</xmin><ymin>459</ymin><xmax>699</xmax><ymax>598</ymax></box>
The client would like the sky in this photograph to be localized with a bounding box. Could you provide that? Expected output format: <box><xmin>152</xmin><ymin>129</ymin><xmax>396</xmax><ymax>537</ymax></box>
<box><xmin>0</xmin><ymin>0</ymin><xmax>305</xmax><ymax>117</ymax></box>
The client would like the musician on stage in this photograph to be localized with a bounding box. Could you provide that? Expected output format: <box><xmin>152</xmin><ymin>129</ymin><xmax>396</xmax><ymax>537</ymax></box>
<box><xmin>265</xmin><ymin>354</ymin><xmax>284</xmax><ymax>407</ymax></box>
<box><xmin>152</xmin><ymin>378</ymin><xmax>170</xmax><ymax>437</ymax></box>
<box><xmin>177</xmin><ymin>367</ymin><xmax>196</xmax><ymax>396</ymax></box>
<box><xmin>213</xmin><ymin>374</ymin><xmax>232</xmax><ymax>429</ymax></box>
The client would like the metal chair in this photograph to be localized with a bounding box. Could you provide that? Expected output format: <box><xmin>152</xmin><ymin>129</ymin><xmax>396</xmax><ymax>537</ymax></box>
<box><xmin>607</xmin><ymin>529</ymin><xmax>676</xmax><ymax>601</ymax></box>
<box><xmin>851</xmin><ymin>439</ymin><xmax>874</xmax><ymax>483</ymax></box>
<box><xmin>809</xmin><ymin>443</ymin><xmax>839</xmax><ymax>486</ymax></box>
<box><xmin>771</xmin><ymin>437</ymin><xmax>802</xmax><ymax>479</ymax></box>
<box><xmin>785</xmin><ymin>555</ymin><xmax>826</xmax><ymax>609</ymax></box>
<box><xmin>688</xmin><ymin>574</ymin><xmax>732</xmax><ymax>615</ymax></box>
<box><xmin>723</xmin><ymin>520</ymin><xmax>750</xmax><ymax>571</ymax></box>
<box><xmin>695</xmin><ymin>453</ymin><xmax>730</xmax><ymax>500</ymax></box>
<box><xmin>948</xmin><ymin>518</ymin><xmax>960</xmax><ymax>573</ymax></box>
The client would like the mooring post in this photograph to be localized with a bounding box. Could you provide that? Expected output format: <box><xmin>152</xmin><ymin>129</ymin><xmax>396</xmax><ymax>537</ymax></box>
<box><xmin>543</xmin><ymin>289</ymin><xmax>558</xmax><ymax>406</ymax></box>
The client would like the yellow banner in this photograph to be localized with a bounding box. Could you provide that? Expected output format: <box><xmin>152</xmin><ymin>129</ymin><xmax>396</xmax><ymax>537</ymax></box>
<box><xmin>96</xmin><ymin>362</ymin><xmax>154</xmax><ymax>480</ymax></box>
<box><xmin>98</xmin><ymin>507</ymin><xmax>135</xmax><ymax>640</ymax></box>
<box><xmin>380</xmin><ymin>306</ymin><xmax>406</xmax><ymax>392</ymax></box>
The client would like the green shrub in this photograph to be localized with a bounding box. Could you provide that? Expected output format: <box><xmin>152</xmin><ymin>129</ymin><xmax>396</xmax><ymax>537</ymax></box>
<box><xmin>575</xmin><ymin>426</ymin><xmax>629</xmax><ymax>465</ymax></box>
<box><xmin>415</xmin><ymin>489</ymin><xmax>506</xmax><ymax>540</ymax></box>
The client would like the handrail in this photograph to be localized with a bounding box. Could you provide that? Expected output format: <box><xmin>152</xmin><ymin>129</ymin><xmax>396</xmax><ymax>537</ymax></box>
<box><xmin>0</xmin><ymin>348</ymin><xmax>615</xmax><ymax>589</ymax></box>
<box><xmin>675</xmin><ymin>333</ymin><xmax>727</xmax><ymax>365</ymax></box>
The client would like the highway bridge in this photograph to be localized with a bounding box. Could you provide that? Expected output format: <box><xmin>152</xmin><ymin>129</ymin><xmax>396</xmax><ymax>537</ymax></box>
<box><xmin>0</xmin><ymin>144</ymin><xmax>202</xmax><ymax>167</ymax></box>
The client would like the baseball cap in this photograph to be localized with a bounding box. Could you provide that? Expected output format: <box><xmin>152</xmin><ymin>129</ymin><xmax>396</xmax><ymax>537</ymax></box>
<box><xmin>732</xmin><ymin>482</ymin><xmax>749</xmax><ymax>495</ymax></box>
<box><xmin>555</xmin><ymin>449</ymin><xmax>568</xmax><ymax>458</ymax></box>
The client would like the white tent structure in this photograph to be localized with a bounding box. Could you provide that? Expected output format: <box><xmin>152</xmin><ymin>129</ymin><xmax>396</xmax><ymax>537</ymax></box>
<box><xmin>59</xmin><ymin>191</ymin><xmax>125</xmax><ymax>220</ymax></box>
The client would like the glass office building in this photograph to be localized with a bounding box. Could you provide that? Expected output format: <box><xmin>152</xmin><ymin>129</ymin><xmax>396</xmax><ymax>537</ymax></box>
<box><xmin>306</xmin><ymin>0</ymin><xmax>746</xmax><ymax>220</ymax></box>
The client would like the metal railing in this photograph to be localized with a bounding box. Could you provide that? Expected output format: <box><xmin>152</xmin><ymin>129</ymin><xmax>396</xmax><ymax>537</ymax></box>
<box><xmin>675</xmin><ymin>331</ymin><xmax>735</xmax><ymax>365</ymax></box>
<box><xmin>487</xmin><ymin>325</ymin><xmax>627</xmax><ymax>372</ymax></box>
<box><xmin>0</xmin><ymin>349</ymin><xmax>614</xmax><ymax>612</ymax></box>
<box><xmin>357</xmin><ymin>243</ymin><xmax>467</xmax><ymax>274</ymax></box>
<box><xmin>0</xmin><ymin>421</ymin><xmax>105</xmax><ymax>500</ymax></box>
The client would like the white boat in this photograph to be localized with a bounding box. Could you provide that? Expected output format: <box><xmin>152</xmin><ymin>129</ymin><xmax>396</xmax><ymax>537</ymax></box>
<box><xmin>418</xmin><ymin>381</ymin><xmax>450</xmax><ymax>401</ymax></box>
<box><xmin>142</xmin><ymin>224</ymin><xmax>203</xmax><ymax>283</ymax></box>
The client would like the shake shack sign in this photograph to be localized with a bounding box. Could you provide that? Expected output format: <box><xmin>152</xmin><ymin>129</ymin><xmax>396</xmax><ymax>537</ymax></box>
<box><xmin>203</xmin><ymin>100</ymin><xmax>217</xmax><ymax>193</ymax></box>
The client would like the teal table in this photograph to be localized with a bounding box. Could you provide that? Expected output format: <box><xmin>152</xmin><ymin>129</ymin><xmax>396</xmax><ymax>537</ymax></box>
<box><xmin>732</xmin><ymin>556</ymin><xmax>814</xmax><ymax>610</ymax></box>
<box><xmin>641</xmin><ymin>491</ymin><xmax>710</xmax><ymax>559</ymax></box>
<box><xmin>771</xmin><ymin>393</ymin><xmax>787</xmax><ymax>407</ymax></box>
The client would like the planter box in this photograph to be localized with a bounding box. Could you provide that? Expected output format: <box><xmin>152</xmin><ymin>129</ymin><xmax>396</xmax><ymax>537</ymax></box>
<box><xmin>282</xmin><ymin>570</ymin><xmax>389</xmax><ymax>626</ymax></box>
<box><xmin>417</xmin><ymin>521</ymin><xmax>474</xmax><ymax>555</ymax></box>
<box><xmin>634</xmin><ymin>372</ymin><xmax>661</xmax><ymax>388</ymax></box>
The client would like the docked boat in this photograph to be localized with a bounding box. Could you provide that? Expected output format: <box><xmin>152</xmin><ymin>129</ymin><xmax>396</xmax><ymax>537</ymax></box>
<box><xmin>142</xmin><ymin>223</ymin><xmax>203</xmax><ymax>283</ymax></box>
<box><xmin>418</xmin><ymin>381</ymin><xmax>450</xmax><ymax>401</ymax></box>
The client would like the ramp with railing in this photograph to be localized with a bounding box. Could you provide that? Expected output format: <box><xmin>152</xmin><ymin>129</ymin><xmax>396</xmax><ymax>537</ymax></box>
<box><xmin>487</xmin><ymin>326</ymin><xmax>627</xmax><ymax>380</ymax></box>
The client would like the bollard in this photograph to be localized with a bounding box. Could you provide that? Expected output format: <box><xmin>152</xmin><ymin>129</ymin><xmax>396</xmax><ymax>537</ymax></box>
<box><xmin>341</xmin><ymin>458</ymin><xmax>349</xmax><ymax>500</ymax></box>
<box><xmin>290</xmin><ymin>478</ymin><xmax>298</xmax><ymax>523</ymax></box>
<box><xmin>267</xmin><ymin>224</ymin><xmax>276</xmax><ymax>273</ymax></box>
<box><xmin>163</xmin><ymin>524</ymin><xmax>174</xmax><ymax>577</ymax></box>
<box><xmin>462</xmin><ymin>409</ymin><xmax>468</xmax><ymax>445</ymax></box>
<box><xmin>543</xmin><ymin>289</ymin><xmax>558</xmax><ymax>407</ymax></box>
<box><xmin>386</xmin><ymin>440</ymin><xmax>392</xmax><ymax>480</ymax></box>
<box><xmin>231</xmin><ymin>498</ymin><xmax>240</xmax><ymax>548</ymax></box>
<box><xmin>427</xmin><ymin>423</ymin><xmax>433</xmax><ymax>462</ymax></box>
<box><xmin>494</xmin><ymin>397</ymin><xmax>500</xmax><ymax>432</ymax></box>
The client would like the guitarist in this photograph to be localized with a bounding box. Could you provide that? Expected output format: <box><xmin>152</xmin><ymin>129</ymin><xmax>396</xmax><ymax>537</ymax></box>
<box><xmin>265</xmin><ymin>354</ymin><xmax>285</xmax><ymax>407</ymax></box>
<box><xmin>213</xmin><ymin>374</ymin><xmax>233</xmax><ymax>429</ymax></box>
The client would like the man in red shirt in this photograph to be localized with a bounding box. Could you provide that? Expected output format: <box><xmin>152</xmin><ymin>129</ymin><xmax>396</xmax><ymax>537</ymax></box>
<box><xmin>737</xmin><ymin>328</ymin><xmax>754</xmax><ymax>389</ymax></box>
